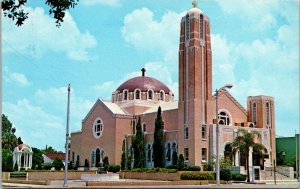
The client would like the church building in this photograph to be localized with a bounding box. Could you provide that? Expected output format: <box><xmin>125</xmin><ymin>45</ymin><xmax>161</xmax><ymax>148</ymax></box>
<box><xmin>70</xmin><ymin>3</ymin><xmax>276</xmax><ymax>171</ymax></box>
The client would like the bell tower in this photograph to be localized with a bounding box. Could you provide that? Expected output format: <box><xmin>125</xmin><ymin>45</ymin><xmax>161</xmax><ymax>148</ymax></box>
<box><xmin>178</xmin><ymin>1</ymin><xmax>213</xmax><ymax>166</ymax></box>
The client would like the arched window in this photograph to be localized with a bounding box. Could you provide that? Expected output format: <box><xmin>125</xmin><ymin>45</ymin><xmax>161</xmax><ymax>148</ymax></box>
<box><xmin>123</xmin><ymin>90</ymin><xmax>128</xmax><ymax>101</ymax></box>
<box><xmin>200</xmin><ymin>14</ymin><xmax>204</xmax><ymax>39</ymax></box>
<box><xmin>93</xmin><ymin>118</ymin><xmax>103</xmax><ymax>138</ymax></box>
<box><xmin>147</xmin><ymin>144</ymin><xmax>152</xmax><ymax>162</ymax></box>
<box><xmin>252</xmin><ymin>102</ymin><xmax>257</xmax><ymax>124</ymax></box>
<box><xmin>95</xmin><ymin>149</ymin><xmax>100</xmax><ymax>167</ymax></box>
<box><xmin>186</xmin><ymin>14</ymin><xmax>190</xmax><ymax>40</ymax></box>
<box><xmin>160</xmin><ymin>90</ymin><xmax>165</xmax><ymax>101</ymax></box>
<box><xmin>147</xmin><ymin>90</ymin><xmax>153</xmax><ymax>100</ymax></box>
<box><xmin>134</xmin><ymin>89</ymin><xmax>141</xmax><ymax>100</ymax></box>
<box><xmin>91</xmin><ymin>151</ymin><xmax>95</xmax><ymax>166</ymax></box>
<box><xmin>218</xmin><ymin>110</ymin><xmax>231</xmax><ymax>126</ymax></box>
<box><xmin>142</xmin><ymin>123</ymin><xmax>146</xmax><ymax>132</ymax></box>
<box><xmin>166</xmin><ymin>143</ymin><xmax>171</xmax><ymax>161</ymax></box>
<box><xmin>132</xmin><ymin>119</ymin><xmax>136</xmax><ymax>134</ymax></box>
<box><xmin>184</xmin><ymin>127</ymin><xmax>189</xmax><ymax>139</ymax></box>
<box><xmin>172</xmin><ymin>143</ymin><xmax>177</xmax><ymax>151</ymax></box>
<box><xmin>266</xmin><ymin>101</ymin><xmax>270</xmax><ymax>126</ymax></box>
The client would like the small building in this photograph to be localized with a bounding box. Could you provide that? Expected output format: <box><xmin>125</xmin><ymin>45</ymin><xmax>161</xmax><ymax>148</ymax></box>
<box><xmin>42</xmin><ymin>152</ymin><xmax>66</xmax><ymax>164</ymax></box>
<box><xmin>276</xmin><ymin>134</ymin><xmax>300</xmax><ymax>165</ymax></box>
<box><xmin>13</xmin><ymin>144</ymin><xmax>33</xmax><ymax>171</ymax></box>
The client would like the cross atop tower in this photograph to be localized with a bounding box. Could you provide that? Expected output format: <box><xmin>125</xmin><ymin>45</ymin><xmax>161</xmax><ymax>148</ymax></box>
<box><xmin>192</xmin><ymin>0</ymin><xmax>198</xmax><ymax>8</ymax></box>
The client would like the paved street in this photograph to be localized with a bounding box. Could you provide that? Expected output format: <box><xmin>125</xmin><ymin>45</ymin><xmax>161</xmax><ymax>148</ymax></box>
<box><xmin>2</xmin><ymin>180</ymin><xmax>300</xmax><ymax>189</ymax></box>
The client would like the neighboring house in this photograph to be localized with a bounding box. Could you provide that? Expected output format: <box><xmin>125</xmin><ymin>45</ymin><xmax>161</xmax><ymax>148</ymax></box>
<box><xmin>42</xmin><ymin>152</ymin><xmax>66</xmax><ymax>164</ymax></box>
<box><xmin>276</xmin><ymin>134</ymin><xmax>300</xmax><ymax>165</ymax></box>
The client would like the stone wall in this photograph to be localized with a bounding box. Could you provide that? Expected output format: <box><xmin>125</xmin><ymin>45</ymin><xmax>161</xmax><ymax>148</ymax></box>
<box><xmin>27</xmin><ymin>171</ymin><xmax>96</xmax><ymax>180</ymax></box>
<box><xmin>119</xmin><ymin>172</ymin><xmax>180</xmax><ymax>181</ymax></box>
<box><xmin>276</xmin><ymin>166</ymin><xmax>294</xmax><ymax>178</ymax></box>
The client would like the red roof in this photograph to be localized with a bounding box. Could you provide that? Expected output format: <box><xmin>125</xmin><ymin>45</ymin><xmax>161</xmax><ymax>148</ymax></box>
<box><xmin>43</xmin><ymin>152</ymin><xmax>69</xmax><ymax>160</ymax></box>
<box><xmin>116</xmin><ymin>76</ymin><xmax>171</xmax><ymax>93</ymax></box>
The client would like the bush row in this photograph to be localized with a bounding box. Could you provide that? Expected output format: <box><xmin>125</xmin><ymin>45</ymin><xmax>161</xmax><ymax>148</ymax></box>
<box><xmin>124</xmin><ymin>167</ymin><xmax>177</xmax><ymax>173</ymax></box>
<box><xmin>181</xmin><ymin>170</ymin><xmax>246</xmax><ymax>181</ymax></box>
<box><xmin>181</xmin><ymin>172</ymin><xmax>215</xmax><ymax>180</ymax></box>
<box><xmin>231</xmin><ymin>173</ymin><xmax>247</xmax><ymax>181</ymax></box>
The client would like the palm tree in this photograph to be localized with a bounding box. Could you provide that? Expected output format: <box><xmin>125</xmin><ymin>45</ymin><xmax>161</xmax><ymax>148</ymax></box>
<box><xmin>231</xmin><ymin>128</ymin><xmax>265</xmax><ymax>182</ymax></box>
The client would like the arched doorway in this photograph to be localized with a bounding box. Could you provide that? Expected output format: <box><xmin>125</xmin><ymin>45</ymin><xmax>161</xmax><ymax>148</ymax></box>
<box><xmin>95</xmin><ymin>148</ymin><xmax>103</xmax><ymax>167</ymax></box>
<box><xmin>253</xmin><ymin>147</ymin><xmax>267</xmax><ymax>170</ymax></box>
<box><xmin>224</xmin><ymin>143</ymin><xmax>232</xmax><ymax>158</ymax></box>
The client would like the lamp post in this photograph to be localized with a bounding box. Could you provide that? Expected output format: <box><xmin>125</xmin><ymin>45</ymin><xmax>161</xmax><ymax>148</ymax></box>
<box><xmin>64</xmin><ymin>84</ymin><xmax>71</xmax><ymax>187</ymax></box>
<box><xmin>216</xmin><ymin>84</ymin><xmax>233</xmax><ymax>186</ymax></box>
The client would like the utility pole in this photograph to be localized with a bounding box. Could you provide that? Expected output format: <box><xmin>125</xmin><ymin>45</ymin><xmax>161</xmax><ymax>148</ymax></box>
<box><xmin>64</xmin><ymin>84</ymin><xmax>71</xmax><ymax>187</ymax></box>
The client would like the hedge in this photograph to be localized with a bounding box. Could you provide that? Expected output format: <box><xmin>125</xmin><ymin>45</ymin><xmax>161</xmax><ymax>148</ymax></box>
<box><xmin>180</xmin><ymin>172</ymin><xmax>215</xmax><ymax>180</ymax></box>
<box><xmin>108</xmin><ymin>164</ymin><xmax>120</xmax><ymax>173</ymax></box>
<box><xmin>182</xmin><ymin>165</ymin><xmax>201</xmax><ymax>171</ymax></box>
<box><xmin>125</xmin><ymin>167</ymin><xmax>177</xmax><ymax>173</ymax></box>
<box><xmin>231</xmin><ymin>173</ymin><xmax>246</xmax><ymax>181</ymax></box>
<box><xmin>220</xmin><ymin>169</ymin><xmax>231</xmax><ymax>181</ymax></box>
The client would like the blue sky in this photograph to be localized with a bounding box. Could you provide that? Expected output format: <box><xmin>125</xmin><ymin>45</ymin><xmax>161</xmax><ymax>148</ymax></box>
<box><xmin>3</xmin><ymin>0</ymin><xmax>299</xmax><ymax>151</ymax></box>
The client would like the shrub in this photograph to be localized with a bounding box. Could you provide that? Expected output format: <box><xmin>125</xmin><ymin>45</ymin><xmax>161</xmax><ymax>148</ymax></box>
<box><xmin>84</xmin><ymin>159</ymin><xmax>89</xmax><ymax>167</ymax></box>
<box><xmin>43</xmin><ymin>163</ymin><xmax>53</xmax><ymax>170</ymax></box>
<box><xmin>203</xmin><ymin>161</ymin><xmax>214</xmax><ymax>171</ymax></box>
<box><xmin>103</xmin><ymin>156</ymin><xmax>109</xmax><ymax>171</ymax></box>
<box><xmin>121</xmin><ymin>151</ymin><xmax>126</xmax><ymax>170</ymax></box>
<box><xmin>180</xmin><ymin>172</ymin><xmax>215</xmax><ymax>180</ymax></box>
<box><xmin>177</xmin><ymin>154</ymin><xmax>185</xmax><ymax>171</ymax></box>
<box><xmin>220</xmin><ymin>168</ymin><xmax>231</xmax><ymax>181</ymax></box>
<box><xmin>52</xmin><ymin>158</ymin><xmax>64</xmax><ymax>170</ymax></box>
<box><xmin>231</xmin><ymin>173</ymin><xmax>246</xmax><ymax>181</ymax></box>
<box><xmin>68</xmin><ymin>160</ymin><xmax>73</xmax><ymax>170</ymax></box>
<box><xmin>108</xmin><ymin>164</ymin><xmax>120</xmax><ymax>173</ymax></box>
<box><xmin>129</xmin><ymin>167</ymin><xmax>177</xmax><ymax>173</ymax></box>
<box><xmin>183</xmin><ymin>165</ymin><xmax>201</xmax><ymax>171</ymax></box>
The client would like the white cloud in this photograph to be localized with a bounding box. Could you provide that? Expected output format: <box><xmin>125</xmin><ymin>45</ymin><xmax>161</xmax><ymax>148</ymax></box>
<box><xmin>81</xmin><ymin>0</ymin><xmax>120</xmax><ymax>6</ymax></box>
<box><xmin>35</xmin><ymin>86</ymin><xmax>94</xmax><ymax>131</ymax></box>
<box><xmin>119</xmin><ymin>8</ymin><xmax>183</xmax><ymax>99</ymax></box>
<box><xmin>3</xmin><ymin>7</ymin><xmax>97</xmax><ymax>62</ymax></box>
<box><xmin>121</xmin><ymin>8</ymin><xmax>184</xmax><ymax>62</ymax></box>
<box><xmin>6</xmin><ymin>72</ymin><xmax>30</xmax><ymax>87</ymax></box>
<box><xmin>3</xmin><ymin>99</ymin><xmax>65</xmax><ymax>149</ymax></box>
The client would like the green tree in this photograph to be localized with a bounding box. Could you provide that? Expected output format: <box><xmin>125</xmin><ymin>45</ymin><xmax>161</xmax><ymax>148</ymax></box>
<box><xmin>153</xmin><ymin>106</ymin><xmax>164</xmax><ymax>167</ymax></box>
<box><xmin>103</xmin><ymin>156</ymin><xmax>109</xmax><ymax>171</ymax></box>
<box><xmin>52</xmin><ymin>157</ymin><xmax>64</xmax><ymax>170</ymax></box>
<box><xmin>2</xmin><ymin>149</ymin><xmax>13</xmax><ymax>171</ymax></box>
<box><xmin>172</xmin><ymin>150</ymin><xmax>178</xmax><ymax>168</ymax></box>
<box><xmin>2</xmin><ymin>114</ymin><xmax>18</xmax><ymax>151</ymax></box>
<box><xmin>31</xmin><ymin>147</ymin><xmax>44</xmax><ymax>169</ymax></box>
<box><xmin>2</xmin><ymin>0</ymin><xmax>79</xmax><ymax>27</ymax></box>
<box><xmin>126</xmin><ymin>151</ymin><xmax>132</xmax><ymax>170</ymax></box>
<box><xmin>220</xmin><ymin>156</ymin><xmax>232</xmax><ymax>169</ymax></box>
<box><xmin>17</xmin><ymin>137</ymin><xmax>23</xmax><ymax>145</ymax></box>
<box><xmin>121</xmin><ymin>151</ymin><xmax>126</xmax><ymax>170</ymax></box>
<box><xmin>232</xmin><ymin>129</ymin><xmax>265</xmax><ymax>182</ymax></box>
<box><xmin>177</xmin><ymin>154</ymin><xmax>185</xmax><ymax>171</ymax></box>
<box><xmin>132</xmin><ymin>117</ymin><xmax>145</xmax><ymax>168</ymax></box>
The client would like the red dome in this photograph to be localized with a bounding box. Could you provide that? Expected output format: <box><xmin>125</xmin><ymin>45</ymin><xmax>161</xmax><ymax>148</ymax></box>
<box><xmin>116</xmin><ymin>76</ymin><xmax>171</xmax><ymax>93</ymax></box>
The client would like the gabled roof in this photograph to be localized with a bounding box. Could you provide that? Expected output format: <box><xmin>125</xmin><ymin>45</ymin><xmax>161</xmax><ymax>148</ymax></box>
<box><xmin>213</xmin><ymin>89</ymin><xmax>247</xmax><ymax>115</ymax></box>
<box><xmin>82</xmin><ymin>98</ymin><xmax>130</xmax><ymax>123</ymax></box>
<box><xmin>43</xmin><ymin>152</ymin><xmax>67</xmax><ymax>160</ymax></box>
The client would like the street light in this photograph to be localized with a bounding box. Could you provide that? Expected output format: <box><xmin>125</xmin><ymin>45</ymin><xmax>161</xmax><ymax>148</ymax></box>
<box><xmin>215</xmin><ymin>84</ymin><xmax>233</xmax><ymax>186</ymax></box>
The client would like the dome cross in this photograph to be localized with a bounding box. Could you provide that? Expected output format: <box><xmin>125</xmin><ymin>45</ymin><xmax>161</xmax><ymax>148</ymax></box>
<box><xmin>192</xmin><ymin>0</ymin><xmax>198</xmax><ymax>8</ymax></box>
